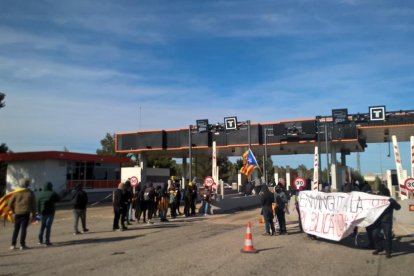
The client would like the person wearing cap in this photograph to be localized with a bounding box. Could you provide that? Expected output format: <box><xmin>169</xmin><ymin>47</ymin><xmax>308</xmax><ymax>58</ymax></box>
<box><xmin>8</xmin><ymin>179</ymin><xmax>36</xmax><ymax>250</ymax></box>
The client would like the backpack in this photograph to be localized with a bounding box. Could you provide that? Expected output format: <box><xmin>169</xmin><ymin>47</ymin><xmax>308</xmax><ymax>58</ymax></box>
<box><xmin>143</xmin><ymin>188</ymin><xmax>153</xmax><ymax>202</ymax></box>
<box><xmin>169</xmin><ymin>191</ymin><xmax>176</xmax><ymax>204</ymax></box>
<box><xmin>144</xmin><ymin>191</ymin><xmax>150</xmax><ymax>201</ymax></box>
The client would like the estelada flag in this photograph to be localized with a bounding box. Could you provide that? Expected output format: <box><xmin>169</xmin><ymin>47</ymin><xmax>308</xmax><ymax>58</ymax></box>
<box><xmin>240</xmin><ymin>149</ymin><xmax>259</xmax><ymax>177</ymax></box>
<box><xmin>0</xmin><ymin>188</ymin><xmax>26</xmax><ymax>225</ymax></box>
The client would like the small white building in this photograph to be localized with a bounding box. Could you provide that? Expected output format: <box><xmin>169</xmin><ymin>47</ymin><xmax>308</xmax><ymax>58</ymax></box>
<box><xmin>0</xmin><ymin>151</ymin><xmax>131</xmax><ymax>195</ymax></box>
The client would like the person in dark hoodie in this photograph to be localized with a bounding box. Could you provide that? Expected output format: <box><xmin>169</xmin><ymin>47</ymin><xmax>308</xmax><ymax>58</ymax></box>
<box><xmin>134</xmin><ymin>184</ymin><xmax>144</xmax><ymax>223</ymax></box>
<box><xmin>274</xmin><ymin>184</ymin><xmax>288</xmax><ymax>235</ymax></box>
<box><xmin>37</xmin><ymin>182</ymin><xmax>60</xmax><ymax>246</ymax></box>
<box><xmin>184</xmin><ymin>182</ymin><xmax>196</xmax><ymax>217</ymax></box>
<box><xmin>158</xmin><ymin>182</ymin><xmax>169</xmax><ymax>222</ymax></box>
<box><xmin>113</xmin><ymin>182</ymin><xmax>128</xmax><ymax>231</ymax></box>
<box><xmin>71</xmin><ymin>183</ymin><xmax>89</xmax><ymax>235</ymax></box>
<box><xmin>143</xmin><ymin>182</ymin><xmax>155</xmax><ymax>224</ymax></box>
<box><xmin>372</xmin><ymin>184</ymin><xmax>401</xmax><ymax>258</ymax></box>
<box><xmin>259</xmin><ymin>185</ymin><xmax>275</xmax><ymax>236</ymax></box>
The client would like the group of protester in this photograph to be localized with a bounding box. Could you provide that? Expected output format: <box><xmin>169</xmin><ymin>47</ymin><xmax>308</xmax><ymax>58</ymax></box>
<box><xmin>5</xmin><ymin>179</ymin><xmax>89</xmax><ymax>250</ymax></box>
<box><xmin>346</xmin><ymin>181</ymin><xmax>402</xmax><ymax>259</ymax></box>
<box><xmin>4</xmin><ymin>177</ymin><xmax>214</xmax><ymax>250</ymax></box>
<box><xmin>273</xmin><ymin>178</ymin><xmax>401</xmax><ymax>259</ymax></box>
<box><xmin>4</xmin><ymin>176</ymin><xmax>402</xmax><ymax>259</ymax></box>
<box><xmin>112</xmin><ymin>180</ymin><xmax>212</xmax><ymax>231</ymax></box>
<box><xmin>259</xmin><ymin>182</ymin><xmax>290</xmax><ymax>236</ymax></box>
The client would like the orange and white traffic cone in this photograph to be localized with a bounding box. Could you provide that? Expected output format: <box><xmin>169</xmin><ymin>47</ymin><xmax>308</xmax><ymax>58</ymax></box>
<box><xmin>241</xmin><ymin>222</ymin><xmax>258</xmax><ymax>253</ymax></box>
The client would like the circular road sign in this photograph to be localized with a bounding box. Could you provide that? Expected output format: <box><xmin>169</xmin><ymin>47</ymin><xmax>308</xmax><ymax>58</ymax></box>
<box><xmin>294</xmin><ymin>177</ymin><xmax>306</xmax><ymax>189</ymax></box>
<box><xmin>204</xmin><ymin>176</ymin><xmax>215</xmax><ymax>188</ymax></box>
<box><xmin>404</xmin><ymin>178</ymin><xmax>414</xmax><ymax>192</ymax></box>
<box><xmin>130</xmin><ymin>176</ymin><xmax>139</xmax><ymax>187</ymax></box>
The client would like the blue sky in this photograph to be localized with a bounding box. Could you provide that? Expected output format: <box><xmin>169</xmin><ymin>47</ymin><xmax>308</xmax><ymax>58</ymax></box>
<box><xmin>0</xmin><ymin>0</ymin><xmax>413</xmax><ymax>175</ymax></box>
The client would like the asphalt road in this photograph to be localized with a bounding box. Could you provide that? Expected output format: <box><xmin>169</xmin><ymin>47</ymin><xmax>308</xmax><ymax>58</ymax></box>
<box><xmin>1</xmin><ymin>203</ymin><xmax>413</xmax><ymax>276</ymax></box>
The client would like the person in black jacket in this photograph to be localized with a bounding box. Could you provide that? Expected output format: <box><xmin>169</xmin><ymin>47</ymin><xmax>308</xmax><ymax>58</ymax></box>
<box><xmin>134</xmin><ymin>184</ymin><xmax>144</xmax><ymax>223</ymax></box>
<box><xmin>372</xmin><ymin>184</ymin><xmax>401</xmax><ymax>258</ymax></box>
<box><xmin>143</xmin><ymin>182</ymin><xmax>155</xmax><ymax>224</ymax></box>
<box><xmin>259</xmin><ymin>185</ymin><xmax>275</xmax><ymax>236</ymax></box>
<box><xmin>184</xmin><ymin>182</ymin><xmax>196</xmax><ymax>217</ymax></box>
<box><xmin>72</xmin><ymin>183</ymin><xmax>89</xmax><ymax>235</ymax></box>
<box><xmin>274</xmin><ymin>184</ymin><xmax>288</xmax><ymax>235</ymax></box>
<box><xmin>113</xmin><ymin>182</ymin><xmax>128</xmax><ymax>231</ymax></box>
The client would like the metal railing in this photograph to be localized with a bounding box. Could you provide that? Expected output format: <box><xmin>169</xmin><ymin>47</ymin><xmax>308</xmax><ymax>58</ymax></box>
<box><xmin>66</xmin><ymin>180</ymin><xmax>119</xmax><ymax>190</ymax></box>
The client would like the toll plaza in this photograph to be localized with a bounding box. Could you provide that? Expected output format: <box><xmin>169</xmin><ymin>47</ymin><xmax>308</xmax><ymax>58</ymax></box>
<box><xmin>115</xmin><ymin>107</ymin><xmax>414</xmax><ymax>196</ymax></box>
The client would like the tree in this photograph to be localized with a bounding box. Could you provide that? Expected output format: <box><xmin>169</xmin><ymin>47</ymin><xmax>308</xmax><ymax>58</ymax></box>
<box><xmin>96</xmin><ymin>133</ymin><xmax>125</xmax><ymax>156</ymax></box>
<box><xmin>0</xmin><ymin>92</ymin><xmax>5</xmax><ymax>108</ymax></box>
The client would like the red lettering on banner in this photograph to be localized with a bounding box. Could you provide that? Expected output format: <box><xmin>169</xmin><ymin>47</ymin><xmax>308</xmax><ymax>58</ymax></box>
<box><xmin>300</xmin><ymin>210</ymin><xmax>308</xmax><ymax>231</ymax></box>
<box><xmin>310</xmin><ymin>212</ymin><xmax>319</xmax><ymax>231</ymax></box>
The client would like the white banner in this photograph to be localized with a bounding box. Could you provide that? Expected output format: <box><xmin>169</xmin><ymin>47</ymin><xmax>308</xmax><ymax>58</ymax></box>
<box><xmin>298</xmin><ymin>191</ymin><xmax>390</xmax><ymax>241</ymax></box>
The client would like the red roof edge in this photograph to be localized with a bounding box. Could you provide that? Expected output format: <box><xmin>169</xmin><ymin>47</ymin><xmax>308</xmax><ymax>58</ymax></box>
<box><xmin>0</xmin><ymin>151</ymin><xmax>131</xmax><ymax>164</ymax></box>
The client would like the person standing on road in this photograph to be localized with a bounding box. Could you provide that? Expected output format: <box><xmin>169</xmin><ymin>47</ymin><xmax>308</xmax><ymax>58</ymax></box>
<box><xmin>158</xmin><ymin>182</ymin><xmax>169</xmax><ymax>222</ymax></box>
<box><xmin>184</xmin><ymin>182</ymin><xmax>196</xmax><ymax>217</ymax></box>
<box><xmin>372</xmin><ymin>184</ymin><xmax>401</xmax><ymax>258</ymax></box>
<box><xmin>37</xmin><ymin>182</ymin><xmax>60</xmax><ymax>246</ymax></box>
<box><xmin>294</xmin><ymin>185</ymin><xmax>305</xmax><ymax>233</ymax></box>
<box><xmin>124</xmin><ymin>180</ymin><xmax>134</xmax><ymax>225</ymax></box>
<box><xmin>169</xmin><ymin>184</ymin><xmax>178</xmax><ymax>218</ymax></box>
<box><xmin>113</xmin><ymin>182</ymin><xmax>128</xmax><ymax>231</ymax></box>
<box><xmin>200</xmin><ymin>188</ymin><xmax>212</xmax><ymax>216</ymax></box>
<box><xmin>190</xmin><ymin>183</ymin><xmax>197</xmax><ymax>216</ymax></box>
<box><xmin>72</xmin><ymin>183</ymin><xmax>89</xmax><ymax>235</ymax></box>
<box><xmin>134</xmin><ymin>184</ymin><xmax>144</xmax><ymax>223</ymax></box>
<box><xmin>8</xmin><ymin>179</ymin><xmax>36</xmax><ymax>250</ymax></box>
<box><xmin>259</xmin><ymin>185</ymin><xmax>275</xmax><ymax>236</ymax></box>
<box><xmin>175</xmin><ymin>182</ymin><xmax>183</xmax><ymax>216</ymax></box>
<box><xmin>274</xmin><ymin>184</ymin><xmax>288</xmax><ymax>235</ymax></box>
<box><xmin>143</xmin><ymin>182</ymin><xmax>155</xmax><ymax>224</ymax></box>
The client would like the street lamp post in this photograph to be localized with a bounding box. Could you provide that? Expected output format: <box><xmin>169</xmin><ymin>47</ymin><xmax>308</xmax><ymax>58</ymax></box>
<box><xmin>324</xmin><ymin>117</ymin><xmax>330</xmax><ymax>185</ymax></box>
<box><xmin>264</xmin><ymin>127</ymin><xmax>274</xmax><ymax>185</ymax></box>
<box><xmin>188</xmin><ymin>125</ymin><xmax>192</xmax><ymax>182</ymax></box>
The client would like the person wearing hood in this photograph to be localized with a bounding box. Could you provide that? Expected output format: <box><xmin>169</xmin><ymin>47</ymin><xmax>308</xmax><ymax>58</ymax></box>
<box><xmin>259</xmin><ymin>185</ymin><xmax>275</xmax><ymax>236</ymax></box>
<box><xmin>37</xmin><ymin>182</ymin><xmax>60</xmax><ymax>246</ymax></box>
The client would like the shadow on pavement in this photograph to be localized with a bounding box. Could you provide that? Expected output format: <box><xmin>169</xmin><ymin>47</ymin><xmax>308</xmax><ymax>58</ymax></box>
<box><xmin>257</xmin><ymin>246</ymin><xmax>283</xmax><ymax>252</ymax></box>
<box><xmin>390</xmin><ymin>235</ymin><xmax>414</xmax><ymax>257</ymax></box>
<box><xmin>54</xmin><ymin>235</ymin><xmax>140</xmax><ymax>247</ymax></box>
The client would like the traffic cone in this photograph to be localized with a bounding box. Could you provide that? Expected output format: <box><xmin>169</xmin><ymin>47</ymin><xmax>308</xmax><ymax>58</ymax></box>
<box><xmin>241</xmin><ymin>222</ymin><xmax>258</xmax><ymax>253</ymax></box>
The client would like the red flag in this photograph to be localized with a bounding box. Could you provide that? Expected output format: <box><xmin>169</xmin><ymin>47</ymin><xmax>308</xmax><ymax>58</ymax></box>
<box><xmin>0</xmin><ymin>188</ymin><xmax>26</xmax><ymax>226</ymax></box>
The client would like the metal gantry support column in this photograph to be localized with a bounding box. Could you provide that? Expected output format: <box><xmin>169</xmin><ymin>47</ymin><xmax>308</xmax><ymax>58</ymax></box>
<box><xmin>139</xmin><ymin>153</ymin><xmax>147</xmax><ymax>185</ymax></box>
<box><xmin>188</xmin><ymin>125</ymin><xmax>192</xmax><ymax>182</ymax></box>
